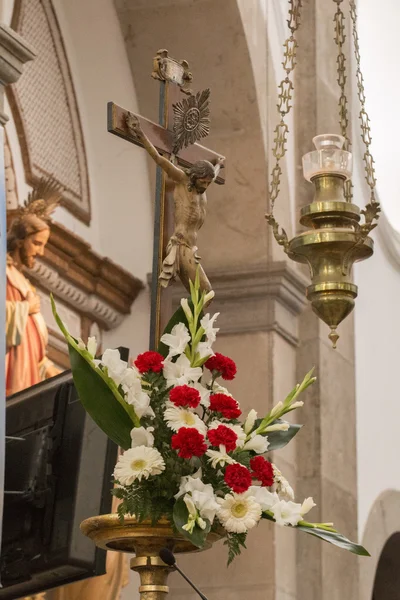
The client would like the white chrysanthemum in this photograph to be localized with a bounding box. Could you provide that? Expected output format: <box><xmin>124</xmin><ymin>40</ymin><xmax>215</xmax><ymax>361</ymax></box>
<box><xmin>160</xmin><ymin>323</ymin><xmax>191</xmax><ymax>359</ymax></box>
<box><xmin>190</xmin><ymin>382</ymin><xmax>210</xmax><ymax>408</ymax></box>
<box><xmin>164</xmin><ymin>405</ymin><xmax>206</xmax><ymax>435</ymax></box>
<box><xmin>217</xmin><ymin>493</ymin><xmax>262</xmax><ymax>533</ymax></box>
<box><xmin>130</xmin><ymin>426</ymin><xmax>154</xmax><ymax>448</ymax></box>
<box><xmin>242</xmin><ymin>432</ymin><xmax>270</xmax><ymax>454</ymax></box>
<box><xmin>200</xmin><ymin>313</ymin><xmax>220</xmax><ymax>343</ymax></box>
<box><xmin>114</xmin><ymin>446</ymin><xmax>165</xmax><ymax>485</ymax></box>
<box><xmin>163</xmin><ymin>354</ymin><xmax>203</xmax><ymax>387</ymax></box>
<box><xmin>206</xmin><ymin>445</ymin><xmax>237</xmax><ymax>469</ymax></box>
<box><xmin>208</xmin><ymin>420</ymin><xmax>246</xmax><ymax>448</ymax></box>
<box><xmin>247</xmin><ymin>486</ymin><xmax>279</xmax><ymax>512</ymax></box>
<box><xmin>101</xmin><ymin>349</ymin><xmax>128</xmax><ymax>385</ymax></box>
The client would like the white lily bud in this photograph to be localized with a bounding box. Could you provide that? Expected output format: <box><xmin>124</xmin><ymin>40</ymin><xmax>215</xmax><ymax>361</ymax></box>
<box><xmin>204</xmin><ymin>290</ymin><xmax>215</xmax><ymax>304</ymax></box>
<box><xmin>269</xmin><ymin>401</ymin><xmax>283</xmax><ymax>419</ymax></box>
<box><xmin>180</xmin><ymin>298</ymin><xmax>194</xmax><ymax>323</ymax></box>
<box><xmin>244</xmin><ymin>409</ymin><xmax>258</xmax><ymax>434</ymax></box>
<box><xmin>300</xmin><ymin>497</ymin><xmax>316</xmax><ymax>516</ymax></box>
<box><xmin>87</xmin><ymin>336</ymin><xmax>97</xmax><ymax>358</ymax></box>
<box><xmin>264</xmin><ymin>422</ymin><xmax>290</xmax><ymax>433</ymax></box>
<box><xmin>290</xmin><ymin>401</ymin><xmax>304</xmax><ymax>410</ymax></box>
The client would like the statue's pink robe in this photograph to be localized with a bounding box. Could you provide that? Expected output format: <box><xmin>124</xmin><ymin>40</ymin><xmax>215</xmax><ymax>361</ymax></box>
<box><xmin>5</xmin><ymin>263</ymin><xmax>47</xmax><ymax>396</ymax></box>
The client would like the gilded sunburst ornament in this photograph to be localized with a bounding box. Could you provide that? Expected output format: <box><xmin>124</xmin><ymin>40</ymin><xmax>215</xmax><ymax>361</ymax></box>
<box><xmin>172</xmin><ymin>88</ymin><xmax>211</xmax><ymax>154</ymax></box>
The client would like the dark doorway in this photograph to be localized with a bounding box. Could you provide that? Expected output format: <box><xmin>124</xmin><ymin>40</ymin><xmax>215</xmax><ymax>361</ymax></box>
<box><xmin>372</xmin><ymin>532</ymin><xmax>400</xmax><ymax>600</ymax></box>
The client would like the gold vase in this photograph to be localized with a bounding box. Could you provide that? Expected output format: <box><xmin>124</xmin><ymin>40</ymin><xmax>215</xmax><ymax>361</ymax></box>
<box><xmin>81</xmin><ymin>515</ymin><xmax>222</xmax><ymax>599</ymax></box>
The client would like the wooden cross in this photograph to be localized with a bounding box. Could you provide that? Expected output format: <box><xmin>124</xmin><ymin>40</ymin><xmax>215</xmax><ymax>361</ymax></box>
<box><xmin>107</xmin><ymin>50</ymin><xmax>225</xmax><ymax>350</ymax></box>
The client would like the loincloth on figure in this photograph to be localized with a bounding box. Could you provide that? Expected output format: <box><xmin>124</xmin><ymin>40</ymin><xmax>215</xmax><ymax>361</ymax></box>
<box><xmin>159</xmin><ymin>234</ymin><xmax>200</xmax><ymax>288</ymax></box>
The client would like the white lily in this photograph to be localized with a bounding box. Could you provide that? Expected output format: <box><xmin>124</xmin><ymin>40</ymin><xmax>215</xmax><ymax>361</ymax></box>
<box><xmin>196</xmin><ymin>341</ymin><xmax>215</xmax><ymax>360</ymax></box>
<box><xmin>242</xmin><ymin>432</ymin><xmax>270</xmax><ymax>454</ymax></box>
<box><xmin>247</xmin><ymin>486</ymin><xmax>279</xmax><ymax>512</ymax></box>
<box><xmin>182</xmin><ymin>495</ymin><xmax>207</xmax><ymax>533</ymax></box>
<box><xmin>163</xmin><ymin>354</ymin><xmax>203</xmax><ymax>387</ymax></box>
<box><xmin>130</xmin><ymin>426</ymin><xmax>155</xmax><ymax>448</ymax></box>
<box><xmin>190</xmin><ymin>382</ymin><xmax>210</xmax><ymax>408</ymax></box>
<box><xmin>160</xmin><ymin>323</ymin><xmax>191</xmax><ymax>359</ymax></box>
<box><xmin>200</xmin><ymin>313</ymin><xmax>220</xmax><ymax>343</ymax></box>
<box><xmin>271</xmin><ymin>499</ymin><xmax>304</xmax><ymax>527</ymax></box>
<box><xmin>206</xmin><ymin>445</ymin><xmax>237</xmax><ymax>469</ymax></box>
<box><xmin>101</xmin><ymin>348</ymin><xmax>128</xmax><ymax>385</ymax></box>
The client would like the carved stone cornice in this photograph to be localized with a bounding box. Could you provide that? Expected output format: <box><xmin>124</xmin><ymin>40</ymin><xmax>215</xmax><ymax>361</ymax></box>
<box><xmin>170</xmin><ymin>261</ymin><xmax>308</xmax><ymax>346</ymax></box>
<box><xmin>0</xmin><ymin>23</ymin><xmax>35</xmax><ymax>85</ymax></box>
<box><xmin>0</xmin><ymin>23</ymin><xmax>35</xmax><ymax>125</ymax></box>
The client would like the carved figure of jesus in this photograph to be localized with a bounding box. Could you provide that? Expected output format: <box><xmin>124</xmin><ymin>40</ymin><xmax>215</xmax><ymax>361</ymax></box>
<box><xmin>126</xmin><ymin>113</ymin><xmax>224</xmax><ymax>295</ymax></box>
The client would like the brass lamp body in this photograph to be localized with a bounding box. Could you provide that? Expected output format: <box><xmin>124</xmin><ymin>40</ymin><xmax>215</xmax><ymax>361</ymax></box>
<box><xmin>288</xmin><ymin>173</ymin><xmax>373</xmax><ymax>347</ymax></box>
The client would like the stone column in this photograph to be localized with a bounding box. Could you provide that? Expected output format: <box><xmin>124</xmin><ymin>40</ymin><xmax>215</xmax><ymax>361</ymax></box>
<box><xmin>294</xmin><ymin>2</ymin><xmax>360</xmax><ymax>599</ymax></box>
<box><xmin>0</xmin><ymin>22</ymin><xmax>35</xmax><ymax>545</ymax></box>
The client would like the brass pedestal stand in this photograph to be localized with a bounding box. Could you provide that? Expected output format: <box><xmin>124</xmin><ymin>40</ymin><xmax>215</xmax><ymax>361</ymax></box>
<box><xmin>81</xmin><ymin>515</ymin><xmax>222</xmax><ymax>599</ymax></box>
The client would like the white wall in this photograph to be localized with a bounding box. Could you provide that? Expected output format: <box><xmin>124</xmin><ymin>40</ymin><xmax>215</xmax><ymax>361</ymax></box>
<box><xmin>1</xmin><ymin>0</ymin><xmax>154</xmax><ymax>356</ymax></box>
<box><xmin>354</xmin><ymin>0</ymin><xmax>400</xmax><ymax>539</ymax></box>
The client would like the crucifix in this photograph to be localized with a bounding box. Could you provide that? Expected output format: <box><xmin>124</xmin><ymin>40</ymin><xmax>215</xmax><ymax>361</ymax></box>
<box><xmin>107</xmin><ymin>49</ymin><xmax>225</xmax><ymax>350</ymax></box>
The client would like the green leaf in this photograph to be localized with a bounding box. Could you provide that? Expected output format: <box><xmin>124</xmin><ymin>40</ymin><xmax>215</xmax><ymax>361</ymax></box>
<box><xmin>68</xmin><ymin>344</ymin><xmax>134</xmax><ymax>449</ymax></box>
<box><xmin>261</xmin><ymin>512</ymin><xmax>370</xmax><ymax>556</ymax></box>
<box><xmin>254</xmin><ymin>419</ymin><xmax>302</xmax><ymax>452</ymax></box>
<box><xmin>51</xmin><ymin>294</ymin><xmax>137</xmax><ymax>449</ymax></box>
<box><xmin>173</xmin><ymin>498</ymin><xmax>210</xmax><ymax>549</ymax></box>
<box><xmin>296</xmin><ymin>523</ymin><xmax>370</xmax><ymax>556</ymax></box>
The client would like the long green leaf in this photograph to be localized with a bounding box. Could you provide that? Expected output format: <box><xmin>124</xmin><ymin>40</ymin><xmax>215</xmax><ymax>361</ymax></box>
<box><xmin>261</xmin><ymin>513</ymin><xmax>369</xmax><ymax>556</ymax></box>
<box><xmin>296</xmin><ymin>523</ymin><xmax>370</xmax><ymax>556</ymax></box>
<box><xmin>254</xmin><ymin>419</ymin><xmax>302</xmax><ymax>452</ymax></box>
<box><xmin>173</xmin><ymin>497</ymin><xmax>210</xmax><ymax>549</ymax></box>
<box><xmin>51</xmin><ymin>295</ymin><xmax>136</xmax><ymax>449</ymax></box>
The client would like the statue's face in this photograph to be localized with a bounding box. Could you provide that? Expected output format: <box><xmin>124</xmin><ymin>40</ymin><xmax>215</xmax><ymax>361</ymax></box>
<box><xmin>19</xmin><ymin>228</ymin><xmax>50</xmax><ymax>269</ymax></box>
<box><xmin>194</xmin><ymin>177</ymin><xmax>213</xmax><ymax>194</ymax></box>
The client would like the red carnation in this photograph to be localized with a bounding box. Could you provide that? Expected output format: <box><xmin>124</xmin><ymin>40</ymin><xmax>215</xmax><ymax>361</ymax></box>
<box><xmin>205</xmin><ymin>353</ymin><xmax>237</xmax><ymax>380</ymax></box>
<box><xmin>209</xmin><ymin>393</ymin><xmax>241</xmax><ymax>420</ymax></box>
<box><xmin>134</xmin><ymin>351</ymin><xmax>164</xmax><ymax>374</ymax></box>
<box><xmin>171</xmin><ymin>428</ymin><xmax>207</xmax><ymax>459</ymax></box>
<box><xmin>170</xmin><ymin>385</ymin><xmax>201</xmax><ymax>409</ymax></box>
<box><xmin>208</xmin><ymin>425</ymin><xmax>238</xmax><ymax>452</ymax></box>
<box><xmin>250</xmin><ymin>456</ymin><xmax>274</xmax><ymax>487</ymax></box>
<box><xmin>224</xmin><ymin>463</ymin><xmax>252</xmax><ymax>494</ymax></box>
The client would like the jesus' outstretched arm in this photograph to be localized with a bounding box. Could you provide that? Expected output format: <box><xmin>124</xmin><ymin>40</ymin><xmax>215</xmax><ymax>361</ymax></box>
<box><xmin>125</xmin><ymin>112</ymin><xmax>186</xmax><ymax>183</ymax></box>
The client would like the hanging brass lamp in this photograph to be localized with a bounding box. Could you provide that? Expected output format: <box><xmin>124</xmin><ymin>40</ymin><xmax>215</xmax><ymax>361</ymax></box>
<box><xmin>266</xmin><ymin>0</ymin><xmax>381</xmax><ymax>348</ymax></box>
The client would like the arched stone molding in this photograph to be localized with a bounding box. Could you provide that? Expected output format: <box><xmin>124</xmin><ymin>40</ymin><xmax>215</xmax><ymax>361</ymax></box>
<box><xmin>7</xmin><ymin>0</ymin><xmax>91</xmax><ymax>223</ymax></box>
<box><xmin>359</xmin><ymin>490</ymin><xmax>400</xmax><ymax>600</ymax></box>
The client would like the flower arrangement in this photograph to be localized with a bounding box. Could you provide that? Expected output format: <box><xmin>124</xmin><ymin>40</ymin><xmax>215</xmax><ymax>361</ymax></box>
<box><xmin>51</xmin><ymin>274</ymin><xmax>368</xmax><ymax>563</ymax></box>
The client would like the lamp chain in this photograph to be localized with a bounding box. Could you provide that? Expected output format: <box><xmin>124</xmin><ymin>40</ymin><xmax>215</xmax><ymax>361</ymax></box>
<box><xmin>333</xmin><ymin>0</ymin><xmax>353</xmax><ymax>202</ymax></box>
<box><xmin>348</xmin><ymin>0</ymin><xmax>381</xmax><ymax>237</ymax></box>
<box><xmin>265</xmin><ymin>0</ymin><xmax>303</xmax><ymax>253</ymax></box>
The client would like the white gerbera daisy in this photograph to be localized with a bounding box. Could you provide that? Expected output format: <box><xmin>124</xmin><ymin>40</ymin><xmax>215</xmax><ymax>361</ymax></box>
<box><xmin>217</xmin><ymin>493</ymin><xmax>262</xmax><ymax>533</ymax></box>
<box><xmin>114</xmin><ymin>446</ymin><xmax>165</xmax><ymax>485</ymax></box>
<box><xmin>164</xmin><ymin>405</ymin><xmax>207</xmax><ymax>435</ymax></box>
